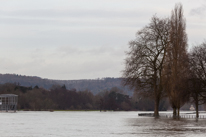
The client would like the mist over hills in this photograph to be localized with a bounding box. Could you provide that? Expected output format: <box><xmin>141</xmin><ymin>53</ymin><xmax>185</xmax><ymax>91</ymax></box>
<box><xmin>0</xmin><ymin>74</ymin><xmax>133</xmax><ymax>96</ymax></box>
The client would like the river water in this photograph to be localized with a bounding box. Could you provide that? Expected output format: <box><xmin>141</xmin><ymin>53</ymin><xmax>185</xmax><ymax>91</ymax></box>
<box><xmin>0</xmin><ymin>111</ymin><xmax>206</xmax><ymax>137</ymax></box>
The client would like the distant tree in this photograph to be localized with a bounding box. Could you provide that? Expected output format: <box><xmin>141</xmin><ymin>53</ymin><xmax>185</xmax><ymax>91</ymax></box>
<box><xmin>122</xmin><ymin>16</ymin><xmax>170</xmax><ymax>117</ymax></box>
<box><xmin>61</xmin><ymin>84</ymin><xmax>66</xmax><ymax>89</ymax></box>
<box><xmin>97</xmin><ymin>87</ymin><xmax>132</xmax><ymax>111</ymax></box>
<box><xmin>34</xmin><ymin>85</ymin><xmax>39</xmax><ymax>89</ymax></box>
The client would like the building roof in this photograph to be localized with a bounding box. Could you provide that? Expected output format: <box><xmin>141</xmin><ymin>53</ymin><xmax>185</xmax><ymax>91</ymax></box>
<box><xmin>0</xmin><ymin>94</ymin><xmax>18</xmax><ymax>97</ymax></box>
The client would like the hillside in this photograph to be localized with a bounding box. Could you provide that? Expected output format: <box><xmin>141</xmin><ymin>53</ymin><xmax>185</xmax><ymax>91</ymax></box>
<box><xmin>0</xmin><ymin>74</ymin><xmax>133</xmax><ymax>96</ymax></box>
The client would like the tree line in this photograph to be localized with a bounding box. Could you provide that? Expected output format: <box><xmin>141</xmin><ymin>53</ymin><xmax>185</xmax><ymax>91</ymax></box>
<box><xmin>122</xmin><ymin>3</ymin><xmax>206</xmax><ymax>118</ymax></box>
<box><xmin>0</xmin><ymin>83</ymin><xmax>171</xmax><ymax>111</ymax></box>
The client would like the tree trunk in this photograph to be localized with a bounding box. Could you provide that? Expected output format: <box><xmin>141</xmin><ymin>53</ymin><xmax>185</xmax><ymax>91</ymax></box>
<box><xmin>173</xmin><ymin>107</ymin><xmax>176</xmax><ymax>118</ymax></box>
<box><xmin>195</xmin><ymin>100</ymin><xmax>199</xmax><ymax>118</ymax></box>
<box><xmin>177</xmin><ymin>107</ymin><xmax>180</xmax><ymax>118</ymax></box>
<box><xmin>154</xmin><ymin>97</ymin><xmax>159</xmax><ymax>117</ymax></box>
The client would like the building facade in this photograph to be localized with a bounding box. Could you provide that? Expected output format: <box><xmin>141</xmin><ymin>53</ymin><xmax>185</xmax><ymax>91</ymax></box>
<box><xmin>0</xmin><ymin>94</ymin><xmax>18</xmax><ymax>112</ymax></box>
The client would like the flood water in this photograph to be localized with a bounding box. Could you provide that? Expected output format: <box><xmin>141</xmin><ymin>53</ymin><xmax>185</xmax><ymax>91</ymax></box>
<box><xmin>0</xmin><ymin>111</ymin><xmax>206</xmax><ymax>137</ymax></box>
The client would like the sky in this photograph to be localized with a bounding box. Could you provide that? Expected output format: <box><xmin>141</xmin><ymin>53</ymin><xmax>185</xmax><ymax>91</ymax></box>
<box><xmin>0</xmin><ymin>0</ymin><xmax>206</xmax><ymax>80</ymax></box>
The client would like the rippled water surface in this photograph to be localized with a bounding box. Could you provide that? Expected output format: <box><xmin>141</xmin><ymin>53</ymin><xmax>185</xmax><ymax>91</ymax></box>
<box><xmin>0</xmin><ymin>111</ymin><xmax>206</xmax><ymax>137</ymax></box>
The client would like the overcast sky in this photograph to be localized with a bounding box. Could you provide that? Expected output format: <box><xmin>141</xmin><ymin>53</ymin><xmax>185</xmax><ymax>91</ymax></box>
<box><xmin>0</xmin><ymin>0</ymin><xmax>206</xmax><ymax>80</ymax></box>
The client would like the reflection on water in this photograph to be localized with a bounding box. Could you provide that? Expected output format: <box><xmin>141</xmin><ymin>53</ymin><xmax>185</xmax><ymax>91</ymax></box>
<box><xmin>128</xmin><ymin>116</ymin><xmax>206</xmax><ymax>137</ymax></box>
<box><xmin>0</xmin><ymin>111</ymin><xmax>206</xmax><ymax>137</ymax></box>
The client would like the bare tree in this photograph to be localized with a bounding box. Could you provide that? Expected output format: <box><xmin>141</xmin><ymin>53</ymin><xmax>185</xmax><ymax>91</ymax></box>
<box><xmin>189</xmin><ymin>42</ymin><xmax>206</xmax><ymax>118</ymax></box>
<box><xmin>122</xmin><ymin>16</ymin><xmax>170</xmax><ymax>117</ymax></box>
<box><xmin>163</xmin><ymin>3</ymin><xmax>189</xmax><ymax>118</ymax></box>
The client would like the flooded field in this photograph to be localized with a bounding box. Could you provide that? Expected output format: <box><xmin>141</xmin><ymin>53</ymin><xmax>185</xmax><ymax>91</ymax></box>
<box><xmin>0</xmin><ymin>111</ymin><xmax>206</xmax><ymax>137</ymax></box>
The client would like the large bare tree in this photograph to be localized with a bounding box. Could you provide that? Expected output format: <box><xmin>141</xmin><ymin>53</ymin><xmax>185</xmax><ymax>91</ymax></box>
<box><xmin>163</xmin><ymin>3</ymin><xmax>189</xmax><ymax>117</ymax></box>
<box><xmin>189</xmin><ymin>42</ymin><xmax>206</xmax><ymax>118</ymax></box>
<box><xmin>122</xmin><ymin>16</ymin><xmax>170</xmax><ymax>117</ymax></box>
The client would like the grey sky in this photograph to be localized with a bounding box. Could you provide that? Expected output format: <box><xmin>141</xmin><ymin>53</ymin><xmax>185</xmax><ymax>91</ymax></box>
<box><xmin>0</xmin><ymin>0</ymin><xmax>206</xmax><ymax>80</ymax></box>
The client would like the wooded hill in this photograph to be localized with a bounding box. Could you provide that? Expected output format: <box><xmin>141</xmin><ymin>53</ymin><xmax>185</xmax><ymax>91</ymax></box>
<box><xmin>0</xmin><ymin>74</ymin><xmax>133</xmax><ymax>96</ymax></box>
